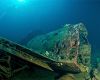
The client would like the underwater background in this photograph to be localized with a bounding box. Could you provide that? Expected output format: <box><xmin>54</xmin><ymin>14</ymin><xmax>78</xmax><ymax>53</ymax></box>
<box><xmin>0</xmin><ymin>0</ymin><xmax>100</xmax><ymax>67</ymax></box>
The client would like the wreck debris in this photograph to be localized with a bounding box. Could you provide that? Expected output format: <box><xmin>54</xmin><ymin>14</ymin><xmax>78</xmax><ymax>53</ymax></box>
<box><xmin>0</xmin><ymin>23</ymin><xmax>91</xmax><ymax>79</ymax></box>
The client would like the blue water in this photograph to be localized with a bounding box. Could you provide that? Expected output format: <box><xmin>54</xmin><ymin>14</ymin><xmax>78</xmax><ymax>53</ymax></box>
<box><xmin>0</xmin><ymin>0</ymin><xmax>100</xmax><ymax>58</ymax></box>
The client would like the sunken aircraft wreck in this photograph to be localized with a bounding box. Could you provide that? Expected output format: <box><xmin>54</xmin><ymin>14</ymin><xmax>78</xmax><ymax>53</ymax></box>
<box><xmin>0</xmin><ymin>23</ymin><xmax>91</xmax><ymax>80</ymax></box>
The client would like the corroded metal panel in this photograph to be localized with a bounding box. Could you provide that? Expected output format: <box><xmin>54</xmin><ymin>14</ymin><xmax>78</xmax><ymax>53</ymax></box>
<box><xmin>0</xmin><ymin>38</ymin><xmax>53</xmax><ymax>71</ymax></box>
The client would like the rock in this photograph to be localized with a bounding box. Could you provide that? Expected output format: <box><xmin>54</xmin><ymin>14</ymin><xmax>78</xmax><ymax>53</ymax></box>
<box><xmin>27</xmin><ymin>23</ymin><xmax>91</xmax><ymax>73</ymax></box>
<box><xmin>58</xmin><ymin>74</ymin><xmax>75</xmax><ymax>80</ymax></box>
